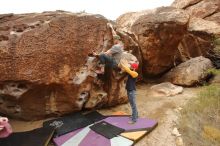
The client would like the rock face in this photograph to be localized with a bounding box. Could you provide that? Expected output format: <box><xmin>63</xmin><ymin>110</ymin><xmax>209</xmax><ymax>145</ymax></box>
<box><xmin>188</xmin><ymin>18</ymin><xmax>220</xmax><ymax>35</ymax></box>
<box><xmin>116</xmin><ymin>10</ymin><xmax>152</xmax><ymax>33</ymax></box>
<box><xmin>171</xmin><ymin>0</ymin><xmax>202</xmax><ymax>9</ymax></box>
<box><xmin>163</xmin><ymin>56</ymin><xmax>214</xmax><ymax>86</ymax></box>
<box><xmin>206</xmin><ymin>12</ymin><xmax>220</xmax><ymax>25</ymax></box>
<box><xmin>130</xmin><ymin>7</ymin><xmax>189</xmax><ymax>76</ymax></box>
<box><xmin>150</xmin><ymin>82</ymin><xmax>183</xmax><ymax>97</ymax></box>
<box><xmin>172</xmin><ymin>0</ymin><xmax>220</xmax><ymax>23</ymax></box>
<box><xmin>177</xmin><ymin>33</ymin><xmax>211</xmax><ymax>62</ymax></box>
<box><xmin>172</xmin><ymin>0</ymin><xmax>220</xmax><ymax>67</ymax></box>
<box><xmin>0</xmin><ymin>11</ymin><xmax>130</xmax><ymax>120</ymax></box>
<box><xmin>177</xmin><ymin>18</ymin><xmax>220</xmax><ymax>62</ymax></box>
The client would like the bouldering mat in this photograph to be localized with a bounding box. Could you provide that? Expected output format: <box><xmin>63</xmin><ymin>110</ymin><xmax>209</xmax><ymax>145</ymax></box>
<box><xmin>53</xmin><ymin>128</ymin><xmax>82</xmax><ymax>146</ymax></box>
<box><xmin>79</xmin><ymin>130</ymin><xmax>133</xmax><ymax>146</ymax></box>
<box><xmin>109</xmin><ymin>111</ymin><xmax>129</xmax><ymax>116</ymax></box>
<box><xmin>120</xmin><ymin>131</ymin><xmax>147</xmax><ymax>142</ymax></box>
<box><xmin>90</xmin><ymin>121</ymin><xmax>124</xmax><ymax>139</ymax></box>
<box><xmin>104</xmin><ymin>116</ymin><xmax>157</xmax><ymax>132</ymax></box>
<box><xmin>52</xmin><ymin>115</ymin><xmax>156</xmax><ymax>146</ymax></box>
<box><xmin>84</xmin><ymin>111</ymin><xmax>106</xmax><ymax>123</ymax></box>
<box><xmin>62</xmin><ymin>125</ymin><xmax>91</xmax><ymax>146</ymax></box>
<box><xmin>78</xmin><ymin>130</ymin><xmax>110</xmax><ymax>146</ymax></box>
<box><xmin>0</xmin><ymin>127</ymin><xmax>54</xmax><ymax>146</ymax></box>
<box><xmin>43</xmin><ymin>112</ymin><xmax>92</xmax><ymax>137</ymax></box>
<box><xmin>53</xmin><ymin>111</ymin><xmax>106</xmax><ymax>146</ymax></box>
<box><xmin>60</xmin><ymin>126</ymin><xmax>133</xmax><ymax>146</ymax></box>
<box><xmin>110</xmin><ymin>136</ymin><xmax>133</xmax><ymax>146</ymax></box>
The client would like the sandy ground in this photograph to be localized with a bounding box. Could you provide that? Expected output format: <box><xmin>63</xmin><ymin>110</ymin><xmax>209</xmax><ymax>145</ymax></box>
<box><xmin>9</xmin><ymin>83</ymin><xmax>202</xmax><ymax>146</ymax></box>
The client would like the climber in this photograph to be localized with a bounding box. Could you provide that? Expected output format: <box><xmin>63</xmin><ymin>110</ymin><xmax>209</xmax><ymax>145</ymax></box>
<box><xmin>119</xmin><ymin>59</ymin><xmax>139</xmax><ymax>124</ymax></box>
<box><xmin>91</xmin><ymin>35</ymin><xmax>124</xmax><ymax>74</ymax></box>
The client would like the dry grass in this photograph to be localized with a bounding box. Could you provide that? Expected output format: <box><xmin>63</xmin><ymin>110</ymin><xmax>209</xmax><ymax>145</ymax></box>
<box><xmin>179</xmin><ymin>83</ymin><xmax>220</xmax><ymax>146</ymax></box>
<box><xmin>208</xmin><ymin>36</ymin><xmax>220</xmax><ymax>62</ymax></box>
<box><xmin>213</xmin><ymin>37</ymin><xmax>220</xmax><ymax>57</ymax></box>
<box><xmin>207</xmin><ymin>68</ymin><xmax>220</xmax><ymax>75</ymax></box>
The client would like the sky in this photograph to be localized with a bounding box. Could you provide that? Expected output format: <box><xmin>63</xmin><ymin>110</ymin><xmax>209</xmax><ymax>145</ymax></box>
<box><xmin>0</xmin><ymin>0</ymin><xmax>174</xmax><ymax>20</ymax></box>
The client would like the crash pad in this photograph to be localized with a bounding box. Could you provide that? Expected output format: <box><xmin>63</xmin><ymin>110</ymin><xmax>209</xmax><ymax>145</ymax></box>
<box><xmin>78</xmin><ymin>130</ymin><xmax>110</xmax><ymax>146</ymax></box>
<box><xmin>111</xmin><ymin>136</ymin><xmax>133</xmax><ymax>146</ymax></box>
<box><xmin>53</xmin><ymin>128</ymin><xmax>82</xmax><ymax>146</ymax></box>
<box><xmin>84</xmin><ymin>111</ymin><xmax>106</xmax><ymax>123</ymax></box>
<box><xmin>0</xmin><ymin>127</ymin><xmax>54</xmax><ymax>146</ymax></box>
<box><xmin>61</xmin><ymin>126</ymin><xmax>133</xmax><ymax>146</ymax></box>
<box><xmin>43</xmin><ymin>112</ymin><xmax>92</xmax><ymax>137</ymax></box>
<box><xmin>90</xmin><ymin>121</ymin><xmax>124</xmax><ymax>139</ymax></box>
<box><xmin>104</xmin><ymin>116</ymin><xmax>157</xmax><ymax>132</ymax></box>
<box><xmin>110</xmin><ymin>111</ymin><xmax>129</xmax><ymax>116</ymax></box>
<box><xmin>120</xmin><ymin>131</ymin><xmax>147</xmax><ymax>141</ymax></box>
<box><xmin>62</xmin><ymin>125</ymin><xmax>92</xmax><ymax>146</ymax></box>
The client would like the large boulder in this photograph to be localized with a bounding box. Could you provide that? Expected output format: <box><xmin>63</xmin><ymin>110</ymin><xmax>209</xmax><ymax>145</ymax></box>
<box><xmin>130</xmin><ymin>7</ymin><xmax>189</xmax><ymax>76</ymax></box>
<box><xmin>163</xmin><ymin>56</ymin><xmax>214</xmax><ymax>86</ymax></box>
<box><xmin>0</xmin><ymin>11</ymin><xmax>129</xmax><ymax>120</ymax></box>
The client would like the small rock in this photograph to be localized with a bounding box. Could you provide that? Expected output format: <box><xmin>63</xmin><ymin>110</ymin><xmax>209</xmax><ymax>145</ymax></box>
<box><xmin>176</xmin><ymin>137</ymin><xmax>184</xmax><ymax>146</ymax></box>
<box><xmin>172</xmin><ymin>127</ymin><xmax>181</xmax><ymax>137</ymax></box>
<box><xmin>178</xmin><ymin>107</ymin><xmax>183</xmax><ymax>111</ymax></box>
<box><xmin>174</xmin><ymin>109</ymin><xmax>179</xmax><ymax>113</ymax></box>
<box><xmin>163</xmin><ymin>56</ymin><xmax>214</xmax><ymax>86</ymax></box>
<box><xmin>150</xmin><ymin>82</ymin><xmax>183</xmax><ymax>97</ymax></box>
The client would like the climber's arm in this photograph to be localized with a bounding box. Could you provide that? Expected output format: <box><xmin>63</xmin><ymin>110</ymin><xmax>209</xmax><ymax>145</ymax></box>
<box><xmin>120</xmin><ymin>63</ymin><xmax>138</xmax><ymax>78</ymax></box>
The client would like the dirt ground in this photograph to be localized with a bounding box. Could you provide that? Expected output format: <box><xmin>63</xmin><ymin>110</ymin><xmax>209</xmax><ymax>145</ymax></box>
<box><xmin>9</xmin><ymin>83</ymin><xmax>202</xmax><ymax>146</ymax></box>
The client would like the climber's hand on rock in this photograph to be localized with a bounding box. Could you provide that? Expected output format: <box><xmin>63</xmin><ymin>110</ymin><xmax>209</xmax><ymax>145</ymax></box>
<box><xmin>93</xmin><ymin>51</ymin><xmax>97</xmax><ymax>56</ymax></box>
<box><xmin>89</xmin><ymin>51</ymin><xmax>98</xmax><ymax>57</ymax></box>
